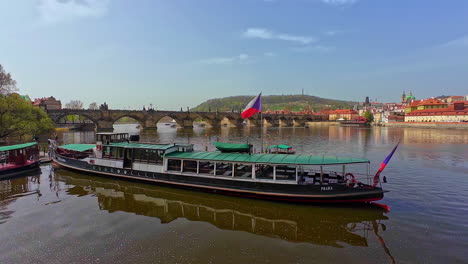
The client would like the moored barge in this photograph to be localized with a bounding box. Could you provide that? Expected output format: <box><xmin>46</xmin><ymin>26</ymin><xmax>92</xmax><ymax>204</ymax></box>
<box><xmin>53</xmin><ymin>135</ymin><xmax>386</xmax><ymax>203</ymax></box>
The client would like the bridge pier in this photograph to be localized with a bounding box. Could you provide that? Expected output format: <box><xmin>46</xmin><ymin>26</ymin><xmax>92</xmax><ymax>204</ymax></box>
<box><xmin>96</xmin><ymin>120</ymin><xmax>114</xmax><ymax>132</ymax></box>
<box><xmin>141</xmin><ymin>127</ymin><xmax>158</xmax><ymax>133</ymax></box>
<box><xmin>181</xmin><ymin>119</ymin><xmax>194</xmax><ymax>129</ymax></box>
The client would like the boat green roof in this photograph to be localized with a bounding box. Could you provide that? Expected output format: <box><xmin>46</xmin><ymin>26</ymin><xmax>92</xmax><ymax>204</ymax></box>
<box><xmin>0</xmin><ymin>142</ymin><xmax>37</xmax><ymax>152</ymax></box>
<box><xmin>213</xmin><ymin>142</ymin><xmax>250</xmax><ymax>152</ymax></box>
<box><xmin>107</xmin><ymin>142</ymin><xmax>176</xmax><ymax>150</ymax></box>
<box><xmin>60</xmin><ymin>144</ymin><xmax>95</xmax><ymax>152</ymax></box>
<box><xmin>267</xmin><ymin>144</ymin><xmax>292</xmax><ymax>149</ymax></box>
<box><xmin>165</xmin><ymin>151</ymin><xmax>370</xmax><ymax>165</ymax></box>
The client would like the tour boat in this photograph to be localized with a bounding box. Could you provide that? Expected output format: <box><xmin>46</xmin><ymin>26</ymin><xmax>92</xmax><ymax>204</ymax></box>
<box><xmin>53</xmin><ymin>133</ymin><xmax>386</xmax><ymax>203</ymax></box>
<box><xmin>0</xmin><ymin>142</ymin><xmax>40</xmax><ymax>179</ymax></box>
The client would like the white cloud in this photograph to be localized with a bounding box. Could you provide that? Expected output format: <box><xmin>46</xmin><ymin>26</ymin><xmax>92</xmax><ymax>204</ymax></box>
<box><xmin>321</xmin><ymin>0</ymin><xmax>357</xmax><ymax>5</ymax></box>
<box><xmin>38</xmin><ymin>0</ymin><xmax>110</xmax><ymax>24</ymax></box>
<box><xmin>292</xmin><ymin>45</ymin><xmax>335</xmax><ymax>53</ymax></box>
<box><xmin>243</xmin><ymin>28</ymin><xmax>318</xmax><ymax>45</ymax></box>
<box><xmin>200</xmin><ymin>54</ymin><xmax>251</xmax><ymax>65</ymax></box>
<box><xmin>441</xmin><ymin>36</ymin><xmax>468</xmax><ymax>48</ymax></box>
<box><xmin>324</xmin><ymin>29</ymin><xmax>356</xmax><ymax>36</ymax></box>
<box><xmin>264</xmin><ymin>52</ymin><xmax>276</xmax><ymax>57</ymax></box>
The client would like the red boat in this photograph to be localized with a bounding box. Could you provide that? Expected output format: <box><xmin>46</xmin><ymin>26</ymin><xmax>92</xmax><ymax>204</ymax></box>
<box><xmin>0</xmin><ymin>142</ymin><xmax>40</xmax><ymax>179</ymax></box>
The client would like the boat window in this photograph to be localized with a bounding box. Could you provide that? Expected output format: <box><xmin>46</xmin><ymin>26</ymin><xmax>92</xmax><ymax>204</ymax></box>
<box><xmin>167</xmin><ymin>159</ymin><xmax>182</xmax><ymax>171</ymax></box>
<box><xmin>233</xmin><ymin>164</ymin><xmax>252</xmax><ymax>179</ymax></box>
<box><xmin>134</xmin><ymin>149</ymin><xmax>150</xmax><ymax>162</ymax></box>
<box><xmin>182</xmin><ymin>160</ymin><xmax>197</xmax><ymax>173</ymax></box>
<box><xmin>103</xmin><ymin>146</ymin><xmax>112</xmax><ymax>159</ymax></box>
<box><xmin>215</xmin><ymin>162</ymin><xmax>232</xmax><ymax>177</ymax></box>
<box><xmin>255</xmin><ymin>164</ymin><xmax>273</xmax><ymax>180</ymax></box>
<box><xmin>155</xmin><ymin>151</ymin><xmax>163</xmax><ymax>164</ymax></box>
<box><xmin>275</xmin><ymin>165</ymin><xmax>296</xmax><ymax>181</ymax></box>
<box><xmin>198</xmin><ymin>161</ymin><xmax>215</xmax><ymax>175</ymax></box>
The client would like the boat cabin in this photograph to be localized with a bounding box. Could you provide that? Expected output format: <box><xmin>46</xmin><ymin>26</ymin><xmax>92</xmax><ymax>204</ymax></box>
<box><xmin>0</xmin><ymin>142</ymin><xmax>39</xmax><ymax>172</ymax></box>
<box><xmin>89</xmin><ymin>142</ymin><xmax>194</xmax><ymax>170</ymax></box>
<box><xmin>267</xmin><ymin>145</ymin><xmax>295</xmax><ymax>154</ymax></box>
<box><xmin>95</xmin><ymin>132</ymin><xmax>129</xmax><ymax>145</ymax></box>
<box><xmin>164</xmin><ymin>151</ymin><xmax>371</xmax><ymax>186</ymax></box>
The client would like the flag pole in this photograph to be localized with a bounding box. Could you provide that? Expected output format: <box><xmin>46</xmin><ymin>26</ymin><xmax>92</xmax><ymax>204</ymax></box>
<box><xmin>260</xmin><ymin>110</ymin><xmax>263</xmax><ymax>153</ymax></box>
<box><xmin>260</xmin><ymin>93</ymin><xmax>263</xmax><ymax>153</ymax></box>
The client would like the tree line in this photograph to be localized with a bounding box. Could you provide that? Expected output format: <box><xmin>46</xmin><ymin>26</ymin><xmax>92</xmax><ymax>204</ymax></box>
<box><xmin>0</xmin><ymin>64</ymin><xmax>54</xmax><ymax>142</ymax></box>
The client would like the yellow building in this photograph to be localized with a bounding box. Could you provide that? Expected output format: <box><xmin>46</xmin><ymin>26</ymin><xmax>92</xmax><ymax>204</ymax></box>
<box><xmin>405</xmin><ymin>98</ymin><xmax>447</xmax><ymax>114</ymax></box>
<box><xmin>405</xmin><ymin>102</ymin><xmax>468</xmax><ymax>122</ymax></box>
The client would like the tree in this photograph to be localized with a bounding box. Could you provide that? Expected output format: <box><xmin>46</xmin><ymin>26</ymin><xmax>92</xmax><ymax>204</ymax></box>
<box><xmin>364</xmin><ymin>110</ymin><xmax>374</xmax><ymax>123</ymax></box>
<box><xmin>88</xmin><ymin>102</ymin><xmax>98</xmax><ymax>110</ymax></box>
<box><xmin>0</xmin><ymin>94</ymin><xmax>55</xmax><ymax>140</ymax></box>
<box><xmin>0</xmin><ymin>64</ymin><xmax>17</xmax><ymax>95</ymax></box>
<box><xmin>65</xmin><ymin>100</ymin><xmax>84</xmax><ymax>109</ymax></box>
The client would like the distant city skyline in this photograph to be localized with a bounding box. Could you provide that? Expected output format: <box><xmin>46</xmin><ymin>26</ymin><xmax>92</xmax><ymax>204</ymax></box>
<box><xmin>1</xmin><ymin>0</ymin><xmax>468</xmax><ymax>110</ymax></box>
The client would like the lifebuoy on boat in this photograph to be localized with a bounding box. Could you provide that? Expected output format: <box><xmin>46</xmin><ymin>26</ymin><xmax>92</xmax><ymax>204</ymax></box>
<box><xmin>345</xmin><ymin>173</ymin><xmax>357</xmax><ymax>187</ymax></box>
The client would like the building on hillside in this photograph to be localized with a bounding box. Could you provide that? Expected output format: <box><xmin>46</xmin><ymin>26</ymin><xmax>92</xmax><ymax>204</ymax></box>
<box><xmin>405</xmin><ymin>98</ymin><xmax>447</xmax><ymax>114</ymax></box>
<box><xmin>405</xmin><ymin>101</ymin><xmax>468</xmax><ymax>122</ymax></box>
<box><xmin>329</xmin><ymin>109</ymin><xmax>359</xmax><ymax>121</ymax></box>
<box><xmin>33</xmin><ymin>96</ymin><xmax>62</xmax><ymax>110</ymax></box>
<box><xmin>443</xmin><ymin>96</ymin><xmax>465</xmax><ymax>103</ymax></box>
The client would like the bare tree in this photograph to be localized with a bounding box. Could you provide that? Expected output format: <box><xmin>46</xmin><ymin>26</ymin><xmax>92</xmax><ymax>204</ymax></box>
<box><xmin>0</xmin><ymin>64</ymin><xmax>18</xmax><ymax>95</ymax></box>
<box><xmin>88</xmin><ymin>102</ymin><xmax>98</xmax><ymax>110</ymax></box>
<box><xmin>65</xmin><ymin>100</ymin><xmax>84</xmax><ymax>109</ymax></box>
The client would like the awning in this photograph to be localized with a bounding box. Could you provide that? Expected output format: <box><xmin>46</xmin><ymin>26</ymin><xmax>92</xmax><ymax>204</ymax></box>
<box><xmin>59</xmin><ymin>144</ymin><xmax>95</xmax><ymax>152</ymax></box>
<box><xmin>0</xmin><ymin>142</ymin><xmax>37</xmax><ymax>152</ymax></box>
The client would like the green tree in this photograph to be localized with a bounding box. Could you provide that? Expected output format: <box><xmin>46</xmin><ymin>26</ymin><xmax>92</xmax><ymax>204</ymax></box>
<box><xmin>364</xmin><ymin>110</ymin><xmax>374</xmax><ymax>123</ymax></box>
<box><xmin>0</xmin><ymin>94</ymin><xmax>55</xmax><ymax>140</ymax></box>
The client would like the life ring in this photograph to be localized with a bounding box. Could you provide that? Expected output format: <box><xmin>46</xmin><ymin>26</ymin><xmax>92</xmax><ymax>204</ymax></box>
<box><xmin>345</xmin><ymin>173</ymin><xmax>356</xmax><ymax>187</ymax></box>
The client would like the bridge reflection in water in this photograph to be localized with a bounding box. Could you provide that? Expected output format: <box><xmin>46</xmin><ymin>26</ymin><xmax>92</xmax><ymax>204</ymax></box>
<box><xmin>55</xmin><ymin>169</ymin><xmax>391</xmax><ymax>249</ymax></box>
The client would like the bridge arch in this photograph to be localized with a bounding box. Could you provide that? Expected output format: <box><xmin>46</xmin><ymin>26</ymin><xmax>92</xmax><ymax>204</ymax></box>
<box><xmin>292</xmin><ymin>117</ymin><xmax>305</xmax><ymax>127</ymax></box>
<box><xmin>219</xmin><ymin>115</ymin><xmax>242</xmax><ymax>127</ymax></box>
<box><xmin>51</xmin><ymin>112</ymin><xmax>99</xmax><ymax>130</ymax></box>
<box><xmin>155</xmin><ymin>115</ymin><xmax>184</xmax><ymax>128</ymax></box>
<box><xmin>279</xmin><ymin>117</ymin><xmax>292</xmax><ymax>127</ymax></box>
<box><xmin>112</xmin><ymin>114</ymin><xmax>145</xmax><ymax>128</ymax></box>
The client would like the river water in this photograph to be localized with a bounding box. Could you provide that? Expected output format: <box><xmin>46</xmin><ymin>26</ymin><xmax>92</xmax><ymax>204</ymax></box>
<box><xmin>1</xmin><ymin>124</ymin><xmax>467</xmax><ymax>263</ymax></box>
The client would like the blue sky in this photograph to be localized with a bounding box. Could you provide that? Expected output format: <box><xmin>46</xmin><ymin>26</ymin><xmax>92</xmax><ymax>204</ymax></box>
<box><xmin>1</xmin><ymin>0</ymin><xmax>468</xmax><ymax>110</ymax></box>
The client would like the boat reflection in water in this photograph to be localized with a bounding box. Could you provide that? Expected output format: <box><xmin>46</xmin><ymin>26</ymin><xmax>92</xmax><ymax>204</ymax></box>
<box><xmin>55</xmin><ymin>169</ymin><xmax>393</xmax><ymax>250</ymax></box>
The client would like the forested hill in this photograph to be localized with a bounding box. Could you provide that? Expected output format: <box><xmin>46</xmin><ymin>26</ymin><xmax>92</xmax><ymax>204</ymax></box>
<box><xmin>192</xmin><ymin>95</ymin><xmax>355</xmax><ymax>112</ymax></box>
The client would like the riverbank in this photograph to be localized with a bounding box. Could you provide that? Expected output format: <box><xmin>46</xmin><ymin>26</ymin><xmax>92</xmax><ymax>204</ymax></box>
<box><xmin>383</xmin><ymin>122</ymin><xmax>468</xmax><ymax>129</ymax></box>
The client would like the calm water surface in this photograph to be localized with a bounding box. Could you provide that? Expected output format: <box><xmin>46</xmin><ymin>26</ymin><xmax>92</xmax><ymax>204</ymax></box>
<box><xmin>1</xmin><ymin>124</ymin><xmax>467</xmax><ymax>264</ymax></box>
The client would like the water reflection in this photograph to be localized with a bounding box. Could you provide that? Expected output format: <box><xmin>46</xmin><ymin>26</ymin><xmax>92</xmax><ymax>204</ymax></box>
<box><xmin>54</xmin><ymin>169</ymin><xmax>390</xmax><ymax>249</ymax></box>
<box><xmin>0</xmin><ymin>171</ymin><xmax>41</xmax><ymax>224</ymax></box>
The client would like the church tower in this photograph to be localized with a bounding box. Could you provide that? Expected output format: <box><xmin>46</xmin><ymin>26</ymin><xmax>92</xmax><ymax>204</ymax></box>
<box><xmin>401</xmin><ymin>91</ymin><xmax>406</xmax><ymax>103</ymax></box>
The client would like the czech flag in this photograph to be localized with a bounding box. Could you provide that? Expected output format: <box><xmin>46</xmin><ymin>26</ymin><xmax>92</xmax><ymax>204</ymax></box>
<box><xmin>241</xmin><ymin>93</ymin><xmax>262</xmax><ymax>119</ymax></box>
<box><xmin>373</xmin><ymin>142</ymin><xmax>399</xmax><ymax>187</ymax></box>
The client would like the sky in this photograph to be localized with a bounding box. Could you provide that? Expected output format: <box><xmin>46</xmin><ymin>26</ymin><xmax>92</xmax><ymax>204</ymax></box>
<box><xmin>1</xmin><ymin>0</ymin><xmax>468</xmax><ymax>110</ymax></box>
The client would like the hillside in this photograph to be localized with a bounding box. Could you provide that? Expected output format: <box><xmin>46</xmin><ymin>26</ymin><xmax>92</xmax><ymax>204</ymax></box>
<box><xmin>192</xmin><ymin>95</ymin><xmax>355</xmax><ymax>112</ymax></box>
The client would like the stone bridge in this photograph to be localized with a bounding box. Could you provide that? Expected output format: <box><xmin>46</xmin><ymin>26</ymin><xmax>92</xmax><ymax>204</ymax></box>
<box><xmin>46</xmin><ymin>109</ymin><xmax>327</xmax><ymax>132</ymax></box>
